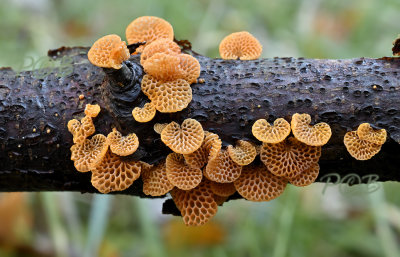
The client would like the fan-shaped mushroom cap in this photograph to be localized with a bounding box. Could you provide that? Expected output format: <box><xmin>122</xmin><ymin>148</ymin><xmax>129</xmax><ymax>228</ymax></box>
<box><xmin>68</xmin><ymin>119</ymin><xmax>83</xmax><ymax>142</ymax></box>
<box><xmin>161</xmin><ymin>119</ymin><xmax>204</xmax><ymax>154</ymax></box>
<box><xmin>140</xmin><ymin>161</ymin><xmax>154</xmax><ymax>172</ymax></box>
<box><xmin>260</xmin><ymin>137</ymin><xmax>321</xmax><ymax>179</ymax></box>
<box><xmin>142</xmin><ymin>52</ymin><xmax>200</xmax><ymax>84</ymax></box>
<box><xmin>209</xmin><ymin>181</ymin><xmax>236</xmax><ymax>197</ymax></box>
<box><xmin>219</xmin><ymin>31</ymin><xmax>262</xmax><ymax>60</ymax></box>
<box><xmin>142</xmin><ymin>161</ymin><xmax>174</xmax><ymax>196</ymax></box>
<box><xmin>141</xmin><ymin>74</ymin><xmax>161</xmax><ymax>97</ymax></box>
<box><xmin>291</xmin><ymin>113</ymin><xmax>332</xmax><ymax>146</ymax></box>
<box><xmin>234</xmin><ymin>165</ymin><xmax>287</xmax><ymax>202</ymax></box>
<box><xmin>170</xmin><ymin>181</ymin><xmax>218</xmax><ymax>226</ymax></box>
<box><xmin>344</xmin><ymin>131</ymin><xmax>382</xmax><ymax>160</ymax></box>
<box><xmin>357</xmin><ymin>123</ymin><xmax>387</xmax><ymax>145</ymax></box>
<box><xmin>84</xmin><ymin>104</ymin><xmax>101</xmax><ymax>118</ymax></box>
<box><xmin>88</xmin><ymin>34</ymin><xmax>130</xmax><ymax>69</ymax></box>
<box><xmin>132</xmin><ymin>102</ymin><xmax>156</xmax><ymax>123</ymax></box>
<box><xmin>204</xmin><ymin>132</ymin><xmax>223</xmax><ymax>161</ymax></box>
<box><xmin>170</xmin><ymin>187</ymin><xmax>186</xmax><ymax>211</ymax></box>
<box><xmin>205</xmin><ymin>150</ymin><xmax>243</xmax><ymax>183</ymax></box>
<box><xmin>183</xmin><ymin>132</ymin><xmax>222</xmax><ymax>169</ymax></box>
<box><xmin>125</xmin><ymin>16</ymin><xmax>174</xmax><ymax>53</ymax></box>
<box><xmin>166</xmin><ymin>153</ymin><xmax>202</xmax><ymax>190</ymax></box>
<box><xmin>289</xmin><ymin>162</ymin><xmax>319</xmax><ymax>187</ymax></box>
<box><xmin>143</xmin><ymin>53</ymin><xmax>183</xmax><ymax>81</ymax></box>
<box><xmin>91</xmin><ymin>151</ymin><xmax>141</xmax><ymax>194</ymax></box>
<box><xmin>179</xmin><ymin>54</ymin><xmax>201</xmax><ymax>84</ymax></box>
<box><xmin>252</xmin><ymin>118</ymin><xmax>291</xmax><ymax>143</ymax></box>
<box><xmin>141</xmin><ymin>75</ymin><xmax>192</xmax><ymax>113</ymax></box>
<box><xmin>140</xmin><ymin>38</ymin><xmax>181</xmax><ymax>65</ymax></box>
<box><xmin>227</xmin><ymin>140</ymin><xmax>257</xmax><ymax>166</ymax></box>
<box><xmin>67</xmin><ymin>116</ymin><xmax>95</xmax><ymax>144</ymax></box>
<box><xmin>70</xmin><ymin>134</ymin><xmax>108</xmax><ymax>172</ymax></box>
<box><xmin>154</xmin><ymin>123</ymin><xmax>168</xmax><ymax>134</ymax></box>
<box><xmin>106</xmin><ymin>128</ymin><xmax>139</xmax><ymax>156</ymax></box>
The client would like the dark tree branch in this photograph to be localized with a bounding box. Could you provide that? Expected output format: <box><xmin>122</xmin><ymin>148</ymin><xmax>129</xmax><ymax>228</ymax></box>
<box><xmin>0</xmin><ymin>46</ymin><xmax>399</xmax><ymax>201</ymax></box>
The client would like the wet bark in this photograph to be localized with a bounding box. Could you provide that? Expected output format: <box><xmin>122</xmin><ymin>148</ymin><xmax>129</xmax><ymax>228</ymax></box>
<box><xmin>0</xmin><ymin>46</ymin><xmax>399</xmax><ymax>201</ymax></box>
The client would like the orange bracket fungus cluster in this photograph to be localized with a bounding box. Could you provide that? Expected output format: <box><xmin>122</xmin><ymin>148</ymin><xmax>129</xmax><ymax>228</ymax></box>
<box><xmin>138</xmin><ymin>39</ymin><xmax>200</xmax><ymax>120</ymax></box>
<box><xmin>69</xmin><ymin>104</ymin><xmax>146</xmax><ymax>194</ymax></box>
<box><xmin>87</xmin><ymin>16</ymin><xmax>201</xmax><ymax>122</ymax></box>
<box><xmin>126</xmin><ymin>16</ymin><xmax>200</xmax><ymax>122</ymax></box>
<box><xmin>71</xmin><ymin>15</ymin><xmax>393</xmax><ymax>226</ymax></box>
<box><xmin>344</xmin><ymin>123</ymin><xmax>387</xmax><ymax>160</ymax></box>
<box><xmin>252</xmin><ymin>114</ymin><xmax>328</xmax><ymax>186</ymax></box>
<box><xmin>126</xmin><ymin>16</ymin><xmax>201</xmax><ymax>122</ymax></box>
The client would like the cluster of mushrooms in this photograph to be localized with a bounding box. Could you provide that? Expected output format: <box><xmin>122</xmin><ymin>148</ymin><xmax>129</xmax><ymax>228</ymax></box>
<box><xmin>68</xmin><ymin>16</ymin><xmax>387</xmax><ymax>226</ymax></box>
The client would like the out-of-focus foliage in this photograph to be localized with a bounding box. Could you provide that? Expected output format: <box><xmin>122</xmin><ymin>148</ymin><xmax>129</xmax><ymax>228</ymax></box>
<box><xmin>0</xmin><ymin>0</ymin><xmax>399</xmax><ymax>256</ymax></box>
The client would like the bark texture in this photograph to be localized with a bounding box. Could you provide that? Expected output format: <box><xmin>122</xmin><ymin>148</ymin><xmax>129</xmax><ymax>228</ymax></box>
<box><xmin>0</xmin><ymin>46</ymin><xmax>399</xmax><ymax>200</ymax></box>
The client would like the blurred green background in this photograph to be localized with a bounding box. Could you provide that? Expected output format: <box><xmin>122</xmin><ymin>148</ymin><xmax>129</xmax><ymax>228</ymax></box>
<box><xmin>0</xmin><ymin>0</ymin><xmax>399</xmax><ymax>256</ymax></box>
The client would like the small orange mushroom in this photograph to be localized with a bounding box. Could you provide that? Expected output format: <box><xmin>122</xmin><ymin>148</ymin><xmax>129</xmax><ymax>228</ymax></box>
<box><xmin>291</xmin><ymin>113</ymin><xmax>332</xmax><ymax>146</ymax></box>
<box><xmin>227</xmin><ymin>140</ymin><xmax>257</xmax><ymax>166</ymax></box>
<box><xmin>234</xmin><ymin>165</ymin><xmax>287</xmax><ymax>202</ymax></box>
<box><xmin>67</xmin><ymin>116</ymin><xmax>95</xmax><ymax>144</ymax></box>
<box><xmin>70</xmin><ymin>134</ymin><xmax>108</xmax><ymax>172</ymax></box>
<box><xmin>252</xmin><ymin>118</ymin><xmax>291</xmax><ymax>143</ymax></box>
<box><xmin>289</xmin><ymin>163</ymin><xmax>320</xmax><ymax>187</ymax></box>
<box><xmin>203</xmin><ymin>132</ymin><xmax>223</xmax><ymax>161</ymax></box>
<box><xmin>219</xmin><ymin>31</ymin><xmax>262</xmax><ymax>60</ymax></box>
<box><xmin>141</xmin><ymin>75</ymin><xmax>192</xmax><ymax>113</ymax></box>
<box><xmin>204</xmin><ymin>150</ymin><xmax>243</xmax><ymax>183</ymax></box>
<box><xmin>132</xmin><ymin>102</ymin><xmax>157</xmax><ymax>123</ymax></box>
<box><xmin>140</xmin><ymin>38</ymin><xmax>181</xmax><ymax>66</ymax></box>
<box><xmin>343</xmin><ymin>131</ymin><xmax>382</xmax><ymax>160</ymax></box>
<box><xmin>84</xmin><ymin>104</ymin><xmax>101</xmax><ymax>118</ymax></box>
<box><xmin>356</xmin><ymin>123</ymin><xmax>387</xmax><ymax>145</ymax></box>
<box><xmin>170</xmin><ymin>181</ymin><xmax>218</xmax><ymax>226</ymax></box>
<box><xmin>125</xmin><ymin>16</ymin><xmax>174</xmax><ymax>53</ymax></box>
<box><xmin>87</xmin><ymin>34</ymin><xmax>130</xmax><ymax>69</ymax></box>
<box><xmin>68</xmin><ymin>119</ymin><xmax>83</xmax><ymax>141</ymax></box>
<box><xmin>91</xmin><ymin>150</ymin><xmax>141</xmax><ymax>194</ymax></box>
<box><xmin>166</xmin><ymin>153</ymin><xmax>202</xmax><ymax>190</ymax></box>
<box><xmin>183</xmin><ymin>131</ymin><xmax>222</xmax><ymax>169</ymax></box>
<box><xmin>161</xmin><ymin>119</ymin><xmax>204</xmax><ymax>154</ymax></box>
<box><xmin>106</xmin><ymin>128</ymin><xmax>139</xmax><ymax>156</ymax></box>
<box><xmin>260</xmin><ymin>137</ymin><xmax>321</xmax><ymax>179</ymax></box>
<box><xmin>142</xmin><ymin>52</ymin><xmax>201</xmax><ymax>84</ymax></box>
<box><xmin>153</xmin><ymin>123</ymin><xmax>168</xmax><ymax>134</ymax></box>
<box><xmin>142</xmin><ymin>53</ymin><xmax>183</xmax><ymax>81</ymax></box>
<box><xmin>141</xmin><ymin>161</ymin><xmax>174</xmax><ymax>196</ymax></box>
